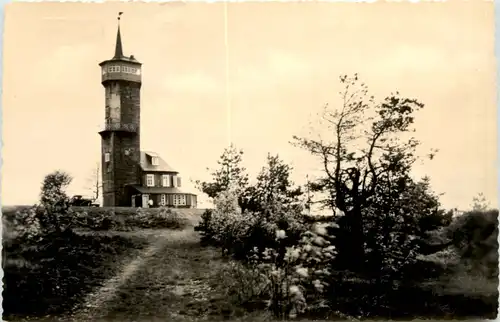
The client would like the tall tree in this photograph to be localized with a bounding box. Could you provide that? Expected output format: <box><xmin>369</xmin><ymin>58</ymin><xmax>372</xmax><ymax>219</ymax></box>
<box><xmin>292</xmin><ymin>74</ymin><xmax>438</xmax><ymax>272</ymax></box>
<box><xmin>196</xmin><ymin>144</ymin><xmax>249</xmax><ymax>200</ymax></box>
<box><xmin>242</xmin><ymin>153</ymin><xmax>303</xmax><ymax>214</ymax></box>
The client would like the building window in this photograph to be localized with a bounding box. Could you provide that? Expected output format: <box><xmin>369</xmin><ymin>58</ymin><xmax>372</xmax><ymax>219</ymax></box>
<box><xmin>172</xmin><ymin>175</ymin><xmax>177</xmax><ymax>187</ymax></box>
<box><xmin>177</xmin><ymin>176</ymin><xmax>182</xmax><ymax>188</ymax></box>
<box><xmin>105</xmin><ymin>153</ymin><xmax>110</xmax><ymax>162</ymax></box>
<box><xmin>146</xmin><ymin>174</ymin><xmax>154</xmax><ymax>187</ymax></box>
<box><xmin>152</xmin><ymin>157</ymin><xmax>159</xmax><ymax>166</ymax></box>
<box><xmin>160</xmin><ymin>194</ymin><xmax>166</xmax><ymax>206</ymax></box>
<box><xmin>162</xmin><ymin>175</ymin><xmax>170</xmax><ymax>187</ymax></box>
<box><xmin>173</xmin><ymin>194</ymin><xmax>186</xmax><ymax>207</ymax></box>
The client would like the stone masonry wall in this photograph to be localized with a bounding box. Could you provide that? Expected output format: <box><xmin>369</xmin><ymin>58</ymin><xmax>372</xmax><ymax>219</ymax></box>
<box><xmin>100</xmin><ymin>80</ymin><xmax>141</xmax><ymax>207</ymax></box>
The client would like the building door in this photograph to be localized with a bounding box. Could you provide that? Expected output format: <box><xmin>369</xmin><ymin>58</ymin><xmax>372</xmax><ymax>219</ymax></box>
<box><xmin>142</xmin><ymin>194</ymin><xmax>149</xmax><ymax>208</ymax></box>
<box><xmin>131</xmin><ymin>195</ymin><xmax>136</xmax><ymax>207</ymax></box>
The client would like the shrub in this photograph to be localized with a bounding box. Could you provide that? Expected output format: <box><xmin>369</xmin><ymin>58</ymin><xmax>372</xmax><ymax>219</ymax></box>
<box><xmin>195</xmin><ymin>188</ymin><xmax>310</xmax><ymax>259</ymax></box>
<box><xmin>246</xmin><ymin>223</ymin><xmax>337</xmax><ymax>319</ymax></box>
<box><xmin>195</xmin><ymin>209</ymin><xmax>216</xmax><ymax>244</ymax></box>
<box><xmin>216</xmin><ymin>260</ymin><xmax>270</xmax><ymax>310</ymax></box>
<box><xmin>125</xmin><ymin>207</ymin><xmax>189</xmax><ymax>229</ymax></box>
<box><xmin>195</xmin><ymin>187</ymin><xmax>338</xmax><ymax>319</ymax></box>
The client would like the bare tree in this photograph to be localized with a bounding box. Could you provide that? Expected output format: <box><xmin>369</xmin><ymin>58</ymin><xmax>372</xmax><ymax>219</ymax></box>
<box><xmin>86</xmin><ymin>162</ymin><xmax>102</xmax><ymax>202</ymax></box>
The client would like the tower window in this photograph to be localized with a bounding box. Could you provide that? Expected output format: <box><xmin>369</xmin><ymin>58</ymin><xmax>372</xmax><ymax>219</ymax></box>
<box><xmin>108</xmin><ymin>66</ymin><xmax>121</xmax><ymax>73</ymax></box>
<box><xmin>105</xmin><ymin>153</ymin><xmax>110</xmax><ymax>162</ymax></box>
<box><xmin>152</xmin><ymin>157</ymin><xmax>159</xmax><ymax>166</ymax></box>
<box><xmin>146</xmin><ymin>174</ymin><xmax>154</xmax><ymax>187</ymax></box>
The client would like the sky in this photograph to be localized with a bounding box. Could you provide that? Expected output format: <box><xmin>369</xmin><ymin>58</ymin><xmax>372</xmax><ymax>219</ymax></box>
<box><xmin>2</xmin><ymin>1</ymin><xmax>497</xmax><ymax>210</ymax></box>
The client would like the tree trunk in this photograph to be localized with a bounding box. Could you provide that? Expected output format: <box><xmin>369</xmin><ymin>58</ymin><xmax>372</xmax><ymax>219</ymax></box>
<box><xmin>349</xmin><ymin>207</ymin><xmax>365</xmax><ymax>272</ymax></box>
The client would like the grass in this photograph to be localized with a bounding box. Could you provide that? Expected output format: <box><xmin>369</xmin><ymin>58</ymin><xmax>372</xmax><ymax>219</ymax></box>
<box><xmin>2</xmin><ymin>205</ymin><xmax>498</xmax><ymax>321</ymax></box>
<box><xmin>1</xmin><ymin>205</ymin><xmax>202</xmax><ymax>321</ymax></box>
<box><xmin>2</xmin><ymin>229</ymin><xmax>149</xmax><ymax>320</ymax></box>
<box><xmin>96</xmin><ymin>231</ymin><xmax>228</xmax><ymax>321</ymax></box>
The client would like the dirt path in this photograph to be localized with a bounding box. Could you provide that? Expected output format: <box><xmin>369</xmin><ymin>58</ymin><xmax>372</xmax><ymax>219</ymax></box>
<box><xmin>68</xmin><ymin>228</ymin><xmax>227</xmax><ymax>322</ymax></box>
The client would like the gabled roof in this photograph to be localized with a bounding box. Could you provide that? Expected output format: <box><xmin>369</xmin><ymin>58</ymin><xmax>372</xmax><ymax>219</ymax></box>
<box><xmin>140</xmin><ymin>151</ymin><xmax>178</xmax><ymax>173</ymax></box>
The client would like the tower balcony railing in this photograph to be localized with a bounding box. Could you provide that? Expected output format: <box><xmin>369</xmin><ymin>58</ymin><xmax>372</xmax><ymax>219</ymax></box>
<box><xmin>101</xmin><ymin>122</ymin><xmax>138</xmax><ymax>133</ymax></box>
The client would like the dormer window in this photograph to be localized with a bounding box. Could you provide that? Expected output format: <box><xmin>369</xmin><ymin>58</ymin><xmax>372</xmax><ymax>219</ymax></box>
<box><xmin>152</xmin><ymin>157</ymin><xmax>159</xmax><ymax>166</ymax></box>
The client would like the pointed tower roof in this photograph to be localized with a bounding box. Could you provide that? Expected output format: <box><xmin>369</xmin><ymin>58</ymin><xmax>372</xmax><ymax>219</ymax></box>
<box><xmin>99</xmin><ymin>12</ymin><xmax>141</xmax><ymax>66</ymax></box>
<box><xmin>114</xmin><ymin>24</ymin><xmax>123</xmax><ymax>59</ymax></box>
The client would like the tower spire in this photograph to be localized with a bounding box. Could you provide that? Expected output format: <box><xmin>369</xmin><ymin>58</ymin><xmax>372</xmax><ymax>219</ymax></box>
<box><xmin>114</xmin><ymin>12</ymin><xmax>124</xmax><ymax>59</ymax></box>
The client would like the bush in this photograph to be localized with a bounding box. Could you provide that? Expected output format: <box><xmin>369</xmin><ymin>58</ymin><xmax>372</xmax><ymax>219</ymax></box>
<box><xmin>195</xmin><ymin>188</ymin><xmax>341</xmax><ymax>319</ymax></box>
<box><xmin>215</xmin><ymin>260</ymin><xmax>270</xmax><ymax>311</ymax></box>
<box><xmin>195</xmin><ymin>188</ymin><xmax>309</xmax><ymax>259</ymax></box>
<box><xmin>249</xmin><ymin>224</ymin><xmax>337</xmax><ymax>319</ymax></box>
<box><xmin>56</xmin><ymin>207</ymin><xmax>191</xmax><ymax>231</ymax></box>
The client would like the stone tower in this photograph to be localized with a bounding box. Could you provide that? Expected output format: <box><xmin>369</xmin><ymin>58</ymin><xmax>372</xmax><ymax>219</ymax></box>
<box><xmin>99</xmin><ymin>15</ymin><xmax>142</xmax><ymax>207</ymax></box>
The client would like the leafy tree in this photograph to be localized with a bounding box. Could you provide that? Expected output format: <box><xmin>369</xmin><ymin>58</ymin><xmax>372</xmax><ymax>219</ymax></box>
<box><xmin>196</xmin><ymin>144</ymin><xmax>249</xmax><ymax>200</ymax></box>
<box><xmin>292</xmin><ymin>74</ymin><xmax>443</xmax><ymax>272</ymax></box>
<box><xmin>39</xmin><ymin>170</ymin><xmax>73</xmax><ymax>232</ymax></box>
<box><xmin>363</xmin><ymin>176</ymin><xmax>451</xmax><ymax>279</ymax></box>
<box><xmin>241</xmin><ymin>154</ymin><xmax>303</xmax><ymax>214</ymax></box>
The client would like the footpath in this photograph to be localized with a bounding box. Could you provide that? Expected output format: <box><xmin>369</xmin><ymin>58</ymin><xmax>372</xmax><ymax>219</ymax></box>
<box><xmin>69</xmin><ymin>228</ymin><xmax>227</xmax><ymax>322</ymax></box>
